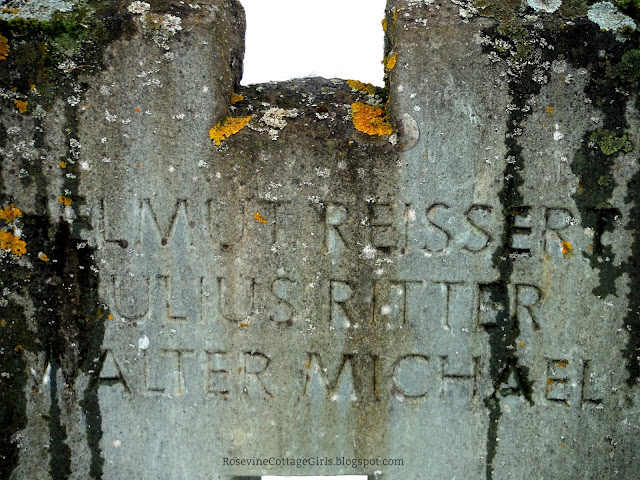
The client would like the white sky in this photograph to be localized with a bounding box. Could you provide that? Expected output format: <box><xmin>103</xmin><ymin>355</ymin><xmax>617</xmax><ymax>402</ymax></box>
<box><xmin>263</xmin><ymin>477</ymin><xmax>367</xmax><ymax>480</ymax></box>
<box><xmin>240</xmin><ymin>0</ymin><xmax>386</xmax><ymax>86</ymax></box>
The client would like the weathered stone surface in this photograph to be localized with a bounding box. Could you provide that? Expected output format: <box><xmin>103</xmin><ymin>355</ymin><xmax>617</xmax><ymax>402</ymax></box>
<box><xmin>1</xmin><ymin>1</ymin><xmax>639</xmax><ymax>479</ymax></box>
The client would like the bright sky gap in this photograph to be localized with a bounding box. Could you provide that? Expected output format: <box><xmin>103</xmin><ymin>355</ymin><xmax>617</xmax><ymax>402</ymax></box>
<box><xmin>240</xmin><ymin>0</ymin><xmax>386</xmax><ymax>86</ymax></box>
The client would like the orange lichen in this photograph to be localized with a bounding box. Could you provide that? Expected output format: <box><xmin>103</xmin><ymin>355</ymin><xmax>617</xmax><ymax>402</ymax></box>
<box><xmin>0</xmin><ymin>204</ymin><xmax>22</xmax><ymax>222</ymax></box>
<box><xmin>14</xmin><ymin>100</ymin><xmax>28</xmax><ymax>114</ymax></box>
<box><xmin>39</xmin><ymin>253</ymin><xmax>49</xmax><ymax>262</ymax></box>
<box><xmin>561</xmin><ymin>240</ymin><xmax>573</xmax><ymax>255</ymax></box>
<box><xmin>556</xmin><ymin>359</ymin><xmax>569</xmax><ymax>367</ymax></box>
<box><xmin>547</xmin><ymin>378</ymin><xmax>554</xmax><ymax>385</ymax></box>
<box><xmin>351</xmin><ymin>102</ymin><xmax>394</xmax><ymax>136</ymax></box>
<box><xmin>107</xmin><ymin>314</ymin><xmax>114</xmax><ymax>320</ymax></box>
<box><xmin>347</xmin><ymin>79</ymin><xmax>376</xmax><ymax>95</ymax></box>
<box><xmin>0</xmin><ymin>231</ymin><xmax>26</xmax><ymax>256</ymax></box>
<box><xmin>545</xmin><ymin>105</ymin><xmax>555</xmax><ymax>114</ymax></box>
<box><xmin>59</xmin><ymin>161</ymin><xmax>67</xmax><ymax>169</ymax></box>
<box><xmin>13</xmin><ymin>345</ymin><xmax>23</xmax><ymax>353</ymax></box>
<box><xmin>385</xmin><ymin>51</ymin><xmax>398</xmax><ymax>71</ymax></box>
<box><xmin>253</xmin><ymin>212</ymin><xmax>267</xmax><ymax>224</ymax></box>
<box><xmin>58</xmin><ymin>195</ymin><xmax>72</xmax><ymax>206</ymax></box>
<box><xmin>209</xmin><ymin>116</ymin><xmax>251</xmax><ymax>145</ymax></box>
<box><xmin>0</xmin><ymin>35</ymin><xmax>8</xmax><ymax>60</ymax></box>
<box><xmin>520</xmin><ymin>342</ymin><xmax>524</xmax><ymax>347</ymax></box>
<box><xmin>231</xmin><ymin>93</ymin><xmax>244</xmax><ymax>104</ymax></box>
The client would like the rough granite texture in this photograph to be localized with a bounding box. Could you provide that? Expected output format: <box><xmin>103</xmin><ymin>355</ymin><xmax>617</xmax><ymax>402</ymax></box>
<box><xmin>1</xmin><ymin>0</ymin><xmax>639</xmax><ymax>479</ymax></box>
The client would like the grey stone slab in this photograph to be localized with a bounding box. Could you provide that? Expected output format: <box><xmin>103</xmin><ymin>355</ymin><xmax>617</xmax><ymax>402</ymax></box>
<box><xmin>1</xmin><ymin>1</ymin><xmax>639</xmax><ymax>479</ymax></box>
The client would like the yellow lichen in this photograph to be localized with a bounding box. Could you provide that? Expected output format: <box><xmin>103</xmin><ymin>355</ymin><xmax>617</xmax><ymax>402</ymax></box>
<box><xmin>59</xmin><ymin>161</ymin><xmax>67</xmax><ymax>169</ymax></box>
<box><xmin>545</xmin><ymin>105</ymin><xmax>555</xmax><ymax>114</ymax></box>
<box><xmin>0</xmin><ymin>204</ymin><xmax>22</xmax><ymax>223</ymax></box>
<box><xmin>0</xmin><ymin>35</ymin><xmax>8</xmax><ymax>60</ymax></box>
<box><xmin>385</xmin><ymin>51</ymin><xmax>398</xmax><ymax>72</ymax></box>
<box><xmin>14</xmin><ymin>100</ymin><xmax>28</xmax><ymax>114</ymax></box>
<box><xmin>253</xmin><ymin>212</ymin><xmax>267</xmax><ymax>224</ymax></box>
<box><xmin>347</xmin><ymin>79</ymin><xmax>376</xmax><ymax>95</ymax></box>
<box><xmin>231</xmin><ymin>93</ymin><xmax>244</xmax><ymax>104</ymax></box>
<box><xmin>381</xmin><ymin>18</ymin><xmax>388</xmax><ymax>32</ymax></box>
<box><xmin>350</xmin><ymin>102</ymin><xmax>394</xmax><ymax>136</ymax></box>
<box><xmin>561</xmin><ymin>240</ymin><xmax>573</xmax><ymax>255</ymax></box>
<box><xmin>0</xmin><ymin>231</ymin><xmax>26</xmax><ymax>256</ymax></box>
<box><xmin>209</xmin><ymin>116</ymin><xmax>251</xmax><ymax>145</ymax></box>
<box><xmin>58</xmin><ymin>195</ymin><xmax>73</xmax><ymax>206</ymax></box>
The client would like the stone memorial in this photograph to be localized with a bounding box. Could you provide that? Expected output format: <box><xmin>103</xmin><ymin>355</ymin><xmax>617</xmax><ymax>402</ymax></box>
<box><xmin>1</xmin><ymin>0</ymin><xmax>639</xmax><ymax>478</ymax></box>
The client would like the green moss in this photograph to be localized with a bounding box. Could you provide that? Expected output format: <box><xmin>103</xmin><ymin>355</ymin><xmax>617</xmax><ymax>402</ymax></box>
<box><xmin>589</xmin><ymin>128</ymin><xmax>634</xmax><ymax>155</ymax></box>
<box><xmin>607</xmin><ymin>49</ymin><xmax>640</xmax><ymax>82</ymax></box>
<box><xmin>557</xmin><ymin>0</ymin><xmax>591</xmax><ymax>18</ymax></box>
<box><xmin>1</xmin><ymin>1</ymin><xmax>131</xmax><ymax>108</ymax></box>
<box><xmin>473</xmin><ymin>0</ymin><xmax>521</xmax><ymax>21</ymax></box>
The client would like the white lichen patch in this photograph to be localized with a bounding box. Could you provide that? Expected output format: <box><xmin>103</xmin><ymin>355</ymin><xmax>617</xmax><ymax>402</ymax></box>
<box><xmin>588</xmin><ymin>2</ymin><xmax>636</xmax><ymax>40</ymax></box>
<box><xmin>360</xmin><ymin>245</ymin><xmax>377</xmax><ymax>260</ymax></box>
<box><xmin>261</xmin><ymin>108</ymin><xmax>298</xmax><ymax>130</ymax></box>
<box><xmin>527</xmin><ymin>0</ymin><xmax>562</xmax><ymax>13</ymax></box>
<box><xmin>127</xmin><ymin>1</ymin><xmax>150</xmax><ymax>14</ymax></box>
<box><xmin>128</xmin><ymin>3</ymin><xmax>183</xmax><ymax>49</ymax></box>
<box><xmin>257</xmin><ymin>108</ymin><xmax>299</xmax><ymax>140</ymax></box>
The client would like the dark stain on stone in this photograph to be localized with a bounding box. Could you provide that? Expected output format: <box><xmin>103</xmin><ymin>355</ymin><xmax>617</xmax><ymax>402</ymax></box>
<box><xmin>621</xmin><ymin>168</ymin><xmax>640</xmax><ymax>386</ymax></box>
<box><xmin>558</xmin><ymin>22</ymin><xmax>640</xmax><ymax>384</ymax></box>
<box><xmin>49</xmin><ymin>358</ymin><xmax>72</xmax><ymax>480</ymax></box>
<box><xmin>0</xmin><ymin>301</ymin><xmax>30</xmax><ymax>479</ymax></box>
<box><xmin>480</xmin><ymin>22</ymin><xmax>552</xmax><ymax>480</ymax></box>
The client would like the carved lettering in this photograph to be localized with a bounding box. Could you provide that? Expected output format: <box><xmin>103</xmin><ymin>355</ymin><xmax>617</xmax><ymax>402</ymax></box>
<box><xmin>515</xmin><ymin>284</ymin><xmax>542</xmax><ymax>331</ymax></box>
<box><xmin>373</xmin><ymin>280</ymin><xmax>420</xmax><ymax>326</ymax></box>
<box><xmin>543</xmin><ymin>207</ymin><xmax>573</xmax><ymax>255</ymax></box>
<box><xmin>509</xmin><ymin>206</ymin><xmax>533</xmax><ymax>255</ymax></box>
<box><xmin>440</xmin><ymin>355</ymin><xmax>481</xmax><ymax>401</ymax></box>
<box><xmin>112</xmin><ymin>274</ymin><xmax>150</xmax><ymax>321</ymax></box>
<box><xmin>330</xmin><ymin>280</ymin><xmax>355</xmax><ymax>328</ymax></box>
<box><xmin>242</xmin><ymin>352</ymin><xmax>273</xmax><ymax>397</ymax></box>
<box><xmin>205</xmin><ymin>351</ymin><xmax>230</xmax><ymax>395</ymax></box>
<box><xmin>99</xmin><ymin>198</ymin><xmax>129</xmax><ymax>249</ymax></box>
<box><xmin>369</xmin><ymin>203</ymin><xmax>397</xmax><ymax>251</ymax></box>
<box><xmin>391</xmin><ymin>354</ymin><xmax>435</xmax><ymax>399</ymax></box>
<box><xmin>476</xmin><ymin>282</ymin><xmax>508</xmax><ymax>328</ymax></box>
<box><xmin>98</xmin><ymin>350</ymin><xmax>130</xmax><ymax>393</ymax></box>
<box><xmin>303</xmin><ymin>353</ymin><xmax>359</xmax><ymax>401</ymax></box>
<box><xmin>424</xmin><ymin>203</ymin><xmax>453</xmax><ymax>252</ymax></box>
<box><xmin>546</xmin><ymin>358</ymin><xmax>571</xmax><ymax>403</ymax></box>
<box><xmin>325</xmin><ymin>203</ymin><xmax>350</xmax><ymax>253</ymax></box>
<box><xmin>217</xmin><ymin>276</ymin><xmax>256</xmax><ymax>323</ymax></box>
<box><xmin>140</xmin><ymin>199</ymin><xmax>190</xmax><ymax>247</ymax></box>
<box><xmin>463</xmin><ymin>204</ymin><xmax>493</xmax><ymax>252</ymax></box>
<box><xmin>207</xmin><ymin>199</ymin><xmax>246</xmax><ymax>249</ymax></box>
<box><xmin>270</xmin><ymin>277</ymin><xmax>296</xmax><ymax>324</ymax></box>
<box><xmin>434</xmin><ymin>281</ymin><xmax>465</xmax><ymax>330</ymax></box>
